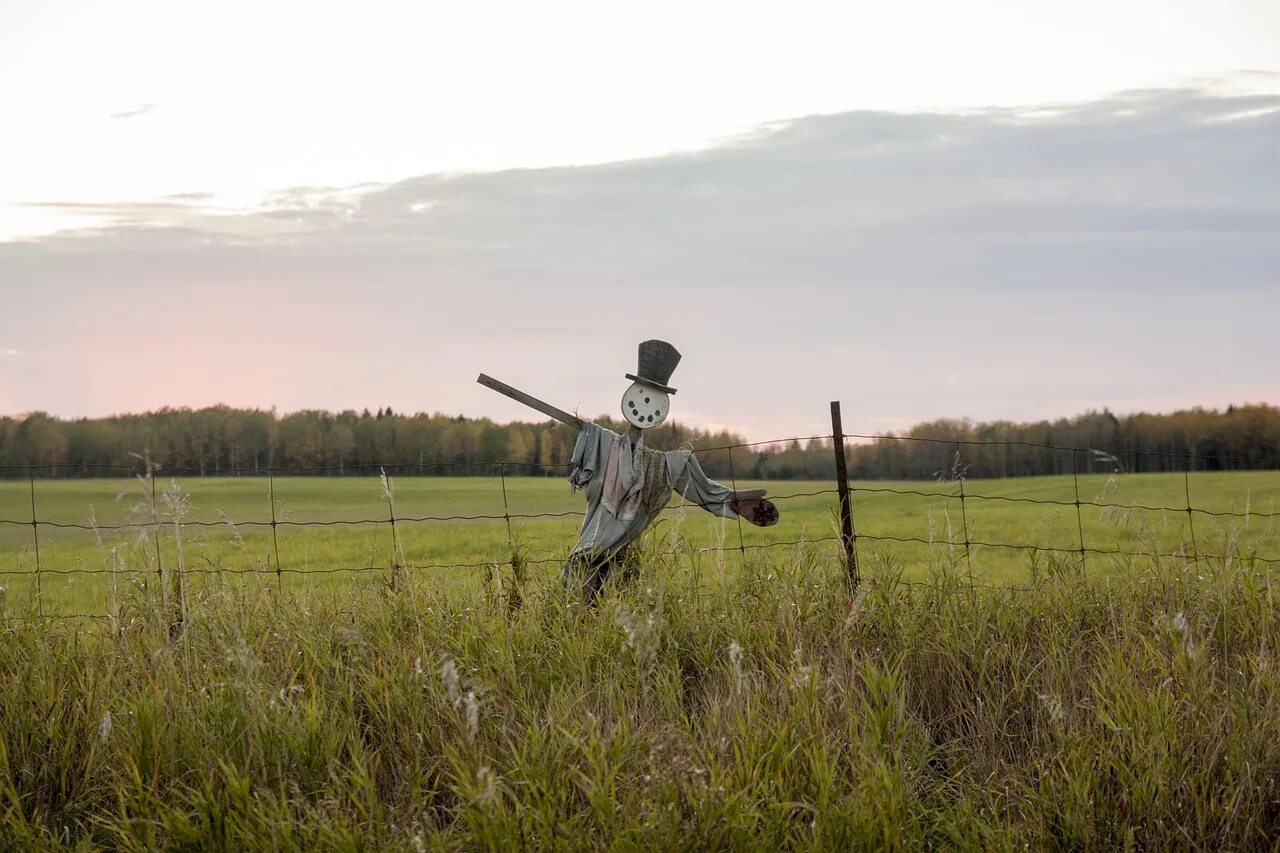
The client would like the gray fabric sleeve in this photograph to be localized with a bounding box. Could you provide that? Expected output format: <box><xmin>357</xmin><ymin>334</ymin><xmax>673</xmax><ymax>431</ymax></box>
<box><xmin>666</xmin><ymin>449</ymin><xmax>740</xmax><ymax>519</ymax></box>
<box><xmin>569</xmin><ymin>422</ymin><xmax>604</xmax><ymax>491</ymax></box>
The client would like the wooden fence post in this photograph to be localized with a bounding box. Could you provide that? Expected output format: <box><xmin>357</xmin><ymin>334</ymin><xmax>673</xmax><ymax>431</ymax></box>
<box><xmin>268</xmin><ymin>468</ymin><xmax>282</xmax><ymax>591</ymax></box>
<box><xmin>830</xmin><ymin>401</ymin><xmax>859</xmax><ymax>592</ymax></box>
<box><xmin>28</xmin><ymin>467</ymin><xmax>42</xmax><ymax>618</ymax></box>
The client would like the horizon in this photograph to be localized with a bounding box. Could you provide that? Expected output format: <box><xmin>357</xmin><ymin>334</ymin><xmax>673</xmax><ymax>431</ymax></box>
<box><xmin>6</xmin><ymin>398</ymin><xmax>1277</xmax><ymax>447</ymax></box>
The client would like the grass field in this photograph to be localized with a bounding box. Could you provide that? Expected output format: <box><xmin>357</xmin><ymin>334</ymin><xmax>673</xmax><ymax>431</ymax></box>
<box><xmin>2</xmin><ymin>471</ymin><xmax>1280</xmax><ymax>847</ymax></box>
<box><xmin>2</xmin><ymin>540</ymin><xmax>1279</xmax><ymax>848</ymax></box>
<box><xmin>1</xmin><ymin>470</ymin><xmax>1277</xmax><ymax>618</ymax></box>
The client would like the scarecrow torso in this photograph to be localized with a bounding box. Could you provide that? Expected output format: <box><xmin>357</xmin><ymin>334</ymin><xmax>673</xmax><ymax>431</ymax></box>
<box><xmin>568</xmin><ymin>422</ymin><xmax>738</xmax><ymax>560</ymax></box>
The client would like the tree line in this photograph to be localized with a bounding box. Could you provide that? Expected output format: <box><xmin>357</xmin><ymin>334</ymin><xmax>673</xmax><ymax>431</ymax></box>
<box><xmin>0</xmin><ymin>407</ymin><xmax>749</xmax><ymax>480</ymax></box>
<box><xmin>1</xmin><ymin>403</ymin><xmax>1276</xmax><ymax>481</ymax></box>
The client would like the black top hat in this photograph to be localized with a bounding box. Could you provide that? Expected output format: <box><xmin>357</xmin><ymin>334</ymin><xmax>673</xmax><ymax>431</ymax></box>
<box><xmin>625</xmin><ymin>339</ymin><xmax>681</xmax><ymax>394</ymax></box>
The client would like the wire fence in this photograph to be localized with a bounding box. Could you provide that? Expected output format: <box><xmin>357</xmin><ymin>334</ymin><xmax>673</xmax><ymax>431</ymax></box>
<box><xmin>2</xmin><ymin>419</ymin><xmax>1279</xmax><ymax>623</ymax></box>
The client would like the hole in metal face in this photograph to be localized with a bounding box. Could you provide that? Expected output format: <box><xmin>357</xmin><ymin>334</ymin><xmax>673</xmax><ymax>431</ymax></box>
<box><xmin>646</xmin><ymin>415</ymin><xmax>653</xmax><ymax>422</ymax></box>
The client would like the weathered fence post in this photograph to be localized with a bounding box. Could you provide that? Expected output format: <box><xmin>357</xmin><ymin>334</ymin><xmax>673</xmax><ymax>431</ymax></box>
<box><xmin>149</xmin><ymin>462</ymin><xmax>163</xmax><ymax>598</ymax></box>
<box><xmin>499</xmin><ymin>462</ymin><xmax>513</xmax><ymax>544</ymax></box>
<box><xmin>1071</xmin><ymin>448</ymin><xmax>1088</xmax><ymax>573</ymax></box>
<box><xmin>726</xmin><ymin>446</ymin><xmax>747</xmax><ymax>561</ymax></box>
<box><xmin>498</xmin><ymin>461</ymin><xmax>525</xmax><ymax>613</ymax></box>
<box><xmin>28</xmin><ymin>466</ymin><xmax>42</xmax><ymax>618</ymax></box>
<box><xmin>954</xmin><ymin>441</ymin><xmax>974</xmax><ymax>584</ymax></box>
<box><xmin>384</xmin><ymin>468</ymin><xmax>401</xmax><ymax>591</ymax></box>
<box><xmin>268</xmin><ymin>468</ymin><xmax>282</xmax><ymax>591</ymax></box>
<box><xmin>1184</xmin><ymin>453</ymin><xmax>1199</xmax><ymax>562</ymax></box>
<box><xmin>830</xmin><ymin>402</ymin><xmax>859</xmax><ymax>592</ymax></box>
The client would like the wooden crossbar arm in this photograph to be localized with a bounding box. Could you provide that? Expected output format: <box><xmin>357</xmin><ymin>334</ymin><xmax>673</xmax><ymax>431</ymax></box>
<box><xmin>476</xmin><ymin>373</ymin><xmax>584</xmax><ymax>430</ymax></box>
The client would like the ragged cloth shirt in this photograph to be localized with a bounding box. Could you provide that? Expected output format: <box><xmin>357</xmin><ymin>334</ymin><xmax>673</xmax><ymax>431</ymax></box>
<box><xmin>568</xmin><ymin>421</ymin><xmax>740</xmax><ymax>561</ymax></box>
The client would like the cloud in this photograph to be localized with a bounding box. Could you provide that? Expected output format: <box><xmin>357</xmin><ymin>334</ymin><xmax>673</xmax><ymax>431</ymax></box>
<box><xmin>14</xmin><ymin>86</ymin><xmax>1275</xmax><ymax>293</ymax></box>
<box><xmin>21</xmin><ymin>201</ymin><xmax>195</xmax><ymax>214</ymax></box>
<box><xmin>109</xmin><ymin>103</ymin><xmax>156</xmax><ymax>120</ymax></box>
<box><xmin>162</xmin><ymin>192</ymin><xmax>215</xmax><ymax>202</ymax></box>
<box><xmin>2</xmin><ymin>86</ymin><xmax>1277</xmax><ymax>435</ymax></box>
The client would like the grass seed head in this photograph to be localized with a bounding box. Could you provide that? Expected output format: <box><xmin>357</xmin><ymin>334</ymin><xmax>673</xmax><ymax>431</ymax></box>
<box><xmin>97</xmin><ymin>711</ymin><xmax>112</xmax><ymax>743</ymax></box>
<box><xmin>464</xmin><ymin>691</ymin><xmax>480</xmax><ymax>744</ymax></box>
<box><xmin>440</xmin><ymin>657</ymin><xmax>462</xmax><ymax>708</ymax></box>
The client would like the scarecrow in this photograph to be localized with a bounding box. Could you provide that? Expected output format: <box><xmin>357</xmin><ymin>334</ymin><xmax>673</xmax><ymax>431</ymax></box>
<box><xmin>478</xmin><ymin>340</ymin><xmax>779</xmax><ymax>604</ymax></box>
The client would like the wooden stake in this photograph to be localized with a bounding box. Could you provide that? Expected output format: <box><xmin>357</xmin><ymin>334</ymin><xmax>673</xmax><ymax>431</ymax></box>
<box><xmin>476</xmin><ymin>374</ymin><xmax>583</xmax><ymax>429</ymax></box>
<box><xmin>831</xmin><ymin>401</ymin><xmax>859</xmax><ymax>592</ymax></box>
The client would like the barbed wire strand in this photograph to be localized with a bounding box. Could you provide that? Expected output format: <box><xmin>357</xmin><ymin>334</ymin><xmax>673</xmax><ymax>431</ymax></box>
<box><xmin>6</xmin><ymin>537</ymin><xmax>1274</xmax><ymax>578</ymax></box>
<box><xmin>10</xmin><ymin>531</ymin><xmax>1279</xmax><ymax>621</ymax></box>
<box><xmin>0</xmin><ymin>491</ymin><xmax>837</xmax><ymax>532</ymax></box>
<box><xmin>5</xmin><ymin>430</ymin><xmax>1279</xmax><ymax>622</ymax></box>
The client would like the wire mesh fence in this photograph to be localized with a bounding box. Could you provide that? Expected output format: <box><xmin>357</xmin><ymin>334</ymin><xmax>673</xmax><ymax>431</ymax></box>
<box><xmin>2</xmin><ymin>423</ymin><xmax>1278</xmax><ymax>622</ymax></box>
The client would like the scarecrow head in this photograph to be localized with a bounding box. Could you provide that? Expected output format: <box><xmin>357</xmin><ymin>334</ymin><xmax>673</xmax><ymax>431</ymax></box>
<box><xmin>621</xmin><ymin>340</ymin><xmax>680</xmax><ymax>430</ymax></box>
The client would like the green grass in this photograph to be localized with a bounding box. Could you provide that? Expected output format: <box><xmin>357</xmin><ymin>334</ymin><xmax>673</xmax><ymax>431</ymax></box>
<box><xmin>1</xmin><ymin>471</ymin><xmax>1278</xmax><ymax>847</ymax></box>
<box><xmin>2</xmin><ymin>547</ymin><xmax>1279</xmax><ymax>848</ymax></box>
<box><xmin>1</xmin><ymin>471</ymin><xmax>1277</xmax><ymax>617</ymax></box>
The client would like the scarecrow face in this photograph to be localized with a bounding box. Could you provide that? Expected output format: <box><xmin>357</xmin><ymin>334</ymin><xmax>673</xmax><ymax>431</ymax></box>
<box><xmin>621</xmin><ymin>381</ymin><xmax>670</xmax><ymax>429</ymax></box>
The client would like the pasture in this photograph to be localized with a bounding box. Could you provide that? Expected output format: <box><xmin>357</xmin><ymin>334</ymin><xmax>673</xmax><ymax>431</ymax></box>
<box><xmin>2</xmin><ymin>529</ymin><xmax>1279</xmax><ymax>847</ymax></box>
<box><xmin>1</xmin><ymin>470</ymin><xmax>1276</xmax><ymax>617</ymax></box>
<box><xmin>2</xmin><ymin>471</ymin><xmax>1279</xmax><ymax>847</ymax></box>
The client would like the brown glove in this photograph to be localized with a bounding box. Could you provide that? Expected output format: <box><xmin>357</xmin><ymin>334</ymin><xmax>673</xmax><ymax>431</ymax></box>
<box><xmin>730</xmin><ymin>494</ymin><xmax>779</xmax><ymax>527</ymax></box>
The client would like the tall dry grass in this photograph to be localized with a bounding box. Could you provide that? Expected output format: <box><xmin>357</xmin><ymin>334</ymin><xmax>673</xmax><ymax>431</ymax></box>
<box><xmin>1</xmin><ymin>539</ymin><xmax>1278</xmax><ymax>849</ymax></box>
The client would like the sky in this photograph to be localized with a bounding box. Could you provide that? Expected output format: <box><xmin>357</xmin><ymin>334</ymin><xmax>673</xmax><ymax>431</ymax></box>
<box><xmin>1</xmin><ymin>0</ymin><xmax>1278</xmax><ymax>441</ymax></box>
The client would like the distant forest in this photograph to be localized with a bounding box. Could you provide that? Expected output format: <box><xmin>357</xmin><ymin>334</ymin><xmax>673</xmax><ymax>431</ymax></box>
<box><xmin>1</xmin><ymin>403</ymin><xmax>1277</xmax><ymax>481</ymax></box>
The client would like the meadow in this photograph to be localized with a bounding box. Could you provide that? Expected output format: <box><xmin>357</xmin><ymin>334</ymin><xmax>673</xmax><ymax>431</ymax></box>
<box><xmin>2</xmin><ymin>532</ymin><xmax>1280</xmax><ymax>848</ymax></box>
<box><xmin>0</xmin><ymin>470</ymin><xmax>1276</xmax><ymax>617</ymax></box>
<box><xmin>2</xmin><ymin>471</ymin><xmax>1279</xmax><ymax>848</ymax></box>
